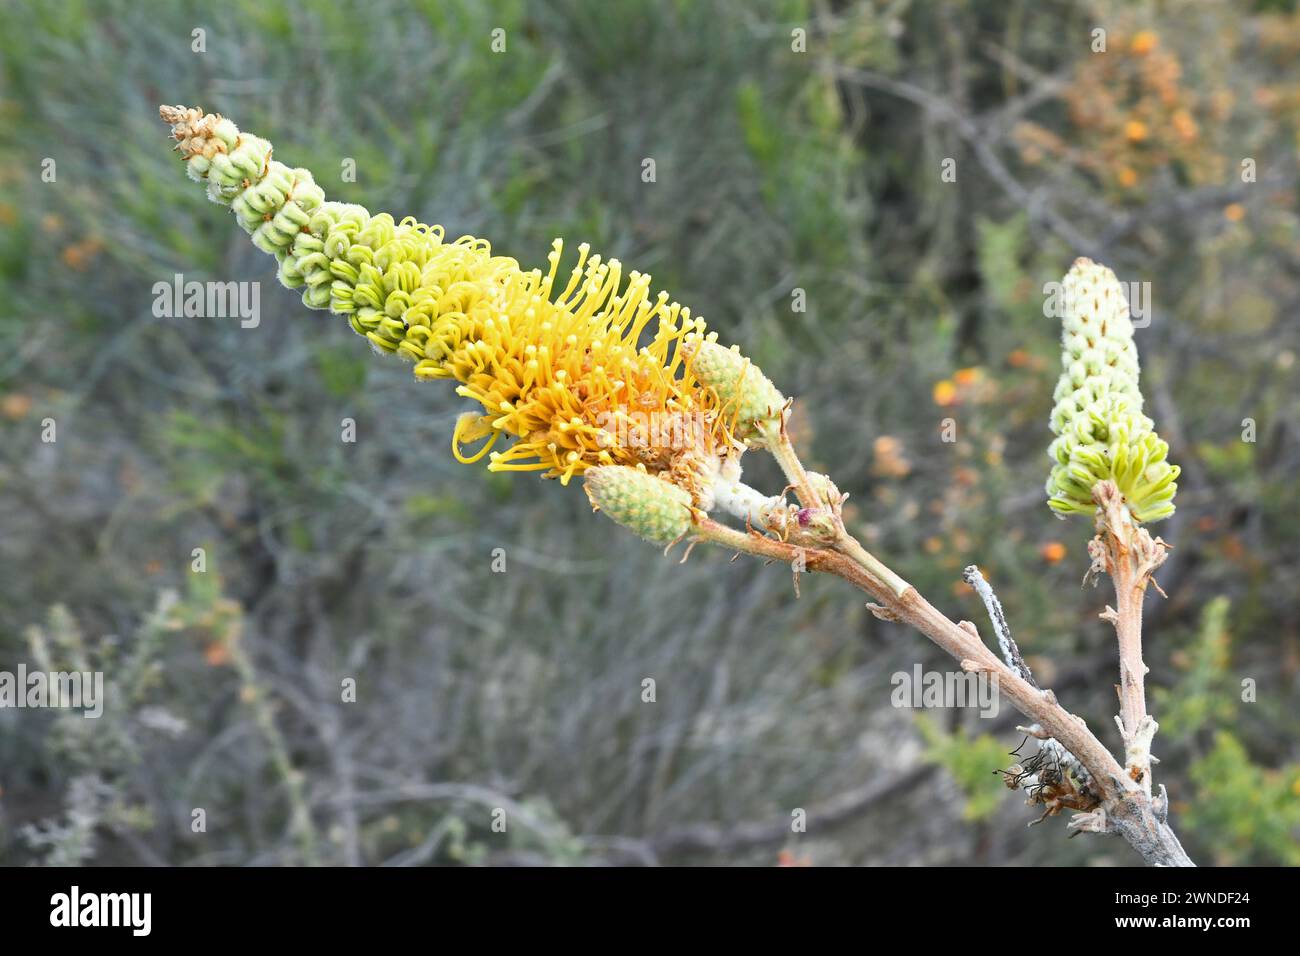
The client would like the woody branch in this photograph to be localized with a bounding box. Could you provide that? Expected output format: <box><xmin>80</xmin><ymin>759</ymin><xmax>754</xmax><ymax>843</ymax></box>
<box><xmin>694</xmin><ymin>437</ymin><xmax>1191</xmax><ymax>867</ymax></box>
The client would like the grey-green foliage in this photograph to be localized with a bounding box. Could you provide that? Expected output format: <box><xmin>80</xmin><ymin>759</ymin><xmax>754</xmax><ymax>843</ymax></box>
<box><xmin>1</xmin><ymin>0</ymin><xmax>906</xmax><ymax>867</ymax></box>
<box><xmin>11</xmin><ymin>598</ymin><xmax>176</xmax><ymax>865</ymax></box>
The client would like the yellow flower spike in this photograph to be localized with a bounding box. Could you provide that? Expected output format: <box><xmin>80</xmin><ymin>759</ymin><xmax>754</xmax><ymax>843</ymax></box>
<box><xmin>161</xmin><ymin>105</ymin><xmax>730</xmax><ymax>491</ymax></box>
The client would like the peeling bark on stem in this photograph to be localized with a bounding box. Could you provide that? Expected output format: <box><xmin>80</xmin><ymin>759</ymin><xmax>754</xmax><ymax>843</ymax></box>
<box><xmin>1091</xmin><ymin>480</ymin><xmax>1170</xmax><ymax>797</ymax></box>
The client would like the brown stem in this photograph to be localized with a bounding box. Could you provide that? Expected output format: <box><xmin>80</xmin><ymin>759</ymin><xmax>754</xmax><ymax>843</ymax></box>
<box><xmin>754</xmin><ymin>419</ymin><xmax>911</xmax><ymax>597</ymax></box>
<box><xmin>696</xmin><ymin>519</ymin><xmax>1120</xmax><ymax>795</ymax></box>
<box><xmin>1113</xmin><ymin>540</ymin><xmax>1148</xmax><ymax>743</ymax></box>
<box><xmin>835</xmin><ymin>532</ymin><xmax>912</xmax><ymax>599</ymax></box>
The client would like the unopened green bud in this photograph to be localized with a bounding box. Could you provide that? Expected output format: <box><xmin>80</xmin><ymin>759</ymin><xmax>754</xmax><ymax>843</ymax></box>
<box><xmin>681</xmin><ymin>335</ymin><xmax>785</xmax><ymax>442</ymax></box>
<box><xmin>583</xmin><ymin>466</ymin><xmax>693</xmax><ymax>544</ymax></box>
<box><xmin>1046</xmin><ymin>259</ymin><xmax>1179</xmax><ymax>523</ymax></box>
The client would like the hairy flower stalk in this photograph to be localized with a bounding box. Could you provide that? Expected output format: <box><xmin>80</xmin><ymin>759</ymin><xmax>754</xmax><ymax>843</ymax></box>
<box><xmin>161</xmin><ymin>107</ymin><xmax>1191</xmax><ymax>865</ymax></box>
<box><xmin>1046</xmin><ymin>258</ymin><xmax>1179</xmax><ymax>523</ymax></box>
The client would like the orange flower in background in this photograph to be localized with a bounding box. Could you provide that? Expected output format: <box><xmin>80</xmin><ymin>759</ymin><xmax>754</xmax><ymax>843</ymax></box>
<box><xmin>204</xmin><ymin>641</ymin><xmax>232</xmax><ymax>667</ymax></box>
<box><xmin>1130</xmin><ymin>31</ymin><xmax>1159</xmax><ymax>55</ymax></box>
<box><xmin>1171</xmin><ymin>109</ymin><xmax>1198</xmax><ymax>142</ymax></box>
<box><xmin>872</xmin><ymin>434</ymin><xmax>912</xmax><ymax>478</ymax></box>
<box><xmin>1039</xmin><ymin>541</ymin><xmax>1067</xmax><ymax>564</ymax></box>
<box><xmin>1223</xmin><ymin>203</ymin><xmax>1245</xmax><ymax>222</ymax></box>
<box><xmin>1015</xmin><ymin>24</ymin><xmax>1226</xmax><ymax>195</ymax></box>
<box><xmin>933</xmin><ymin>367</ymin><xmax>995</xmax><ymax>408</ymax></box>
<box><xmin>1</xmin><ymin>392</ymin><xmax>32</xmax><ymax>420</ymax></box>
<box><xmin>61</xmin><ymin>238</ymin><xmax>103</xmax><ymax>271</ymax></box>
<box><xmin>1124</xmin><ymin>119</ymin><xmax>1150</xmax><ymax>143</ymax></box>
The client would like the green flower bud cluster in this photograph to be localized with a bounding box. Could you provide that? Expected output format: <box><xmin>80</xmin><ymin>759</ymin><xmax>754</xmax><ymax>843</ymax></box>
<box><xmin>160</xmin><ymin>105</ymin><xmax>489</xmax><ymax>361</ymax></box>
<box><xmin>681</xmin><ymin>335</ymin><xmax>785</xmax><ymax>442</ymax></box>
<box><xmin>583</xmin><ymin>465</ymin><xmax>694</xmax><ymax>544</ymax></box>
<box><xmin>1046</xmin><ymin>258</ymin><xmax>1179</xmax><ymax>523</ymax></box>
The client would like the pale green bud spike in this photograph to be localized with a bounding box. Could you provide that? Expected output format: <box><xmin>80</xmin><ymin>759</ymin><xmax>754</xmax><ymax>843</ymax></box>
<box><xmin>583</xmin><ymin>466</ymin><xmax>694</xmax><ymax>544</ymax></box>
<box><xmin>680</xmin><ymin>335</ymin><xmax>785</xmax><ymax>443</ymax></box>
<box><xmin>160</xmin><ymin>105</ymin><xmax>416</xmax><ymax>347</ymax></box>
<box><xmin>1046</xmin><ymin>258</ymin><xmax>1179</xmax><ymax>523</ymax></box>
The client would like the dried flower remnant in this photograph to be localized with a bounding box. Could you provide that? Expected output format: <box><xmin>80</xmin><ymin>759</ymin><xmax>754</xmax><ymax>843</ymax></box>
<box><xmin>999</xmin><ymin>728</ymin><xmax>1101</xmax><ymax>826</ymax></box>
